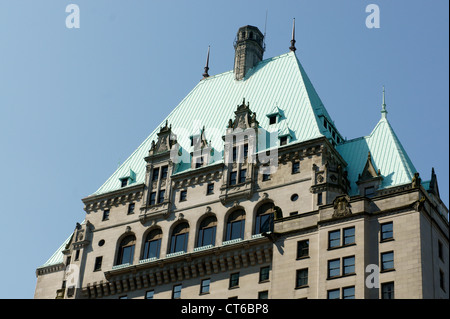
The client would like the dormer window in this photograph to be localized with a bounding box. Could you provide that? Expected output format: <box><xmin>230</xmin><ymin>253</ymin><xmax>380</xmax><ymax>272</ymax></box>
<box><xmin>269</xmin><ymin>115</ymin><xmax>277</xmax><ymax>125</ymax></box>
<box><xmin>120</xmin><ymin>178</ymin><xmax>128</xmax><ymax>188</ymax></box>
<box><xmin>280</xmin><ymin>136</ymin><xmax>288</xmax><ymax>146</ymax></box>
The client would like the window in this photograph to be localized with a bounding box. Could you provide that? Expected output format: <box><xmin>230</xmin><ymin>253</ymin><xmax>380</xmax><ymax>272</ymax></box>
<box><xmin>297</xmin><ymin>240</ymin><xmax>309</xmax><ymax>259</ymax></box>
<box><xmin>229</xmin><ymin>171</ymin><xmax>237</xmax><ymax>185</ymax></box>
<box><xmin>116</xmin><ymin>235</ymin><xmax>136</xmax><ymax>265</ymax></box>
<box><xmin>161</xmin><ymin>166</ymin><xmax>168</xmax><ymax>179</ymax></box>
<box><xmin>328</xmin><ymin>230</ymin><xmax>340</xmax><ymax>248</ymax></box>
<box><xmin>364</xmin><ymin>186</ymin><xmax>375</xmax><ymax>196</ymax></box>
<box><xmin>207</xmin><ymin>183</ymin><xmax>214</xmax><ymax>195</ymax></box>
<box><xmin>142</xmin><ymin>229</ymin><xmax>162</xmax><ymax>260</ymax></box>
<box><xmin>343</xmin><ymin>256</ymin><xmax>355</xmax><ymax>275</ymax></box>
<box><xmin>180</xmin><ymin>190</ymin><xmax>187</xmax><ymax>202</ymax></box>
<box><xmin>197</xmin><ymin>216</ymin><xmax>217</xmax><ymax>248</ymax></box>
<box><xmin>172</xmin><ymin>284</ymin><xmax>182</xmax><ymax>299</ymax></box>
<box><xmin>258</xmin><ymin>291</ymin><xmax>269</xmax><ymax>299</ymax></box>
<box><xmin>226</xmin><ymin>210</ymin><xmax>245</xmax><ymax>241</ymax></box>
<box><xmin>324</xmin><ymin>119</ymin><xmax>328</xmax><ymax>129</ymax></box>
<box><xmin>102</xmin><ymin>209</ymin><xmax>110</xmax><ymax>221</ymax></box>
<box><xmin>158</xmin><ymin>189</ymin><xmax>165</xmax><ymax>204</ymax></box>
<box><xmin>74</xmin><ymin>249</ymin><xmax>80</xmax><ymax>261</ymax></box>
<box><xmin>262</xmin><ymin>173</ymin><xmax>270</xmax><ymax>181</ymax></box>
<box><xmin>232</xmin><ymin>147</ymin><xmax>237</xmax><ymax>162</ymax></box>
<box><xmin>280</xmin><ymin>136</ymin><xmax>288</xmax><ymax>146</ymax></box>
<box><xmin>438</xmin><ymin>240</ymin><xmax>443</xmax><ymax>261</ymax></box>
<box><xmin>381</xmin><ymin>282</ymin><xmax>394</xmax><ymax>299</ymax></box>
<box><xmin>94</xmin><ymin>256</ymin><xmax>102</xmax><ymax>271</ymax></box>
<box><xmin>243</xmin><ymin>144</ymin><xmax>248</xmax><ymax>159</ymax></box>
<box><xmin>381</xmin><ymin>251</ymin><xmax>394</xmax><ymax>271</ymax></box>
<box><xmin>342</xmin><ymin>286</ymin><xmax>355</xmax><ymax>299</ymax></box>
<box><xmin>381</xmin><ymin>222</ymin><xmax>393</xmax><ymax>241</ymax></box>
<box><xmin>145</xmin><ymin>290</ymin><xmax>154</xmax><ymax>299</ymax></box>
<box><xmin>269</xmin><ymin>115</ymin><xmax>277</xmax><ymax>125</ymax></box>
<box><xmin>229</xmin><ymin>273</ymin><xmax>239</xmax><ymax>288</ymax></box>
<box><xmin>317</xmin><ymin>192</ymin><xmax>323</xmax><ymax>205</ymax></box>
<box><xmin>290</xmin><ymin>212</ymin><xmax>298</xmax><ymax>216</ymax></box>
<box><xmin>169</xmin><ymin>223</ymin><xmax>189</xmax><ymax>254</ymax></box>
<box><xmin>328</xmin><ymin>259</ymin><xmax>340</xmax><ymax>278</ymax></box>
<box><xmin>149</xmin><ymin>192</ymin><xmax>156</xmax><ymax>205</ymax></box>
<box><xmin>291</xmin><ymin>194</ymin><xmax>299</xmax><ymax>201</ymax></box>
<box><xmin>66</xmin><ymin>256</ymin><xmax>71</xmax><ymax>266</ymax></box>
<box><xmin>121</xmin><ymin>178</ymin><xmax>128</xmax><ymax>187</ymax></box>
<box><xmin>327</xmin><ymin>289</ymin><xmax>340</xmax><ymax>299</ymax></box>
<box><xmin>440</xmin><ymin>270</ymin><xmax>446</xmax><ymax>292</ymax></box>
<box><xmin>296</xmin><ymin>268</ymin><xmax>308</xmax><ymax>288</ymax></box>
<box><xmin>127</xmin><ymin>203</ymin><xmax>135</xmax><ymax>215</ymax></box>
<box><xmin>254</xmin><ymin>203</ymin><xmax>274</xmax><ymax>234</ymax></box>
<box><xmin>343</xmin><ymin>227</ymin><xmax>355</xmax><ymax>245</ymax></box>
<box><xmin>152</xmin><ymin>168</ymin><xmax>159</xmax><ymax>181</ymax></box>
<box><xmin>259</xmin><ymin>266</ymin><xmax>270</xmax><ymax>282</ymax></box>
<box><xmin>292</xmin><ymin>161</ymin><xmax>300</xmax><ymax>174</ymax></box>
<box><xmin>239</xmin><ymin>169</ymin><xmax>247</xmax><ymax>183</ymax></box>
<box><xmin>200</xmin><ymin>279</ymin><xmax>211</xmax><ymax>294</ymax></box>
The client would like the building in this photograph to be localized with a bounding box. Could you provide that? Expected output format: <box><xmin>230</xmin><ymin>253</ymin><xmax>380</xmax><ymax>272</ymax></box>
<box><xmin>34</xmin><ymin>22</ymin><xmax>449</xmax><ymax>299</ymax></box>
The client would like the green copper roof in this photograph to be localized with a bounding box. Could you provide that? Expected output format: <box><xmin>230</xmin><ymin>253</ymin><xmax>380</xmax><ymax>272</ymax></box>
<box><xmin>337</xmin><ymin>115</ymin><xmax>417</xmax><ymax>195</ymax></box>
<box><xmin>37</xmin><ymin>234</ymin><xmax>72</xmax><ymax>269</ymax></box>
<box><xmin>90</xmin><ymin>51</ymin><xmax>341</xmax><ymax>197</ymax></box>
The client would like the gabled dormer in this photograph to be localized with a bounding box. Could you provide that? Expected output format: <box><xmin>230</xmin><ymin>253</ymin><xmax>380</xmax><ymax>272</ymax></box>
<box><xmin>356</xmin><ymin>152</ymin><xmax>383</xmax><ymax>197</ymax></box>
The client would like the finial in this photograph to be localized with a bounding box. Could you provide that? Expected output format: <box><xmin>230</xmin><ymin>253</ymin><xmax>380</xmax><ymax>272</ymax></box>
<box><xmin>381</xmin><ymin>86</ymin><xmax>387</xmax><ymax>118</ymax></box>
<box><xmin>202</xmin><ymin>45</ymin><xmax>210</xmax><ymax>79</ymax></box>
<box><xmin>289</xmin><ymin>18</ymin><xmax>296</xmax><ymax>52</ymax></box>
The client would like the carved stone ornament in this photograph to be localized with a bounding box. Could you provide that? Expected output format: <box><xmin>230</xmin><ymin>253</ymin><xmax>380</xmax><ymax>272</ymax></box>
<box><xmin>332</xmin><ymin>195</ymin><xmax>351</xmax><ymax>218</ymax></box>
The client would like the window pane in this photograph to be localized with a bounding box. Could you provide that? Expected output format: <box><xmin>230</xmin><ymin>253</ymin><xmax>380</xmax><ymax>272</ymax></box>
<box><xmin>199</xmin><ymin>226</ymin><xmax>216</xmax><ymax>247</ymax></box>
<box><xmin>173</xmin><ymin>233</ymin><xmax>188</xmax><ymax>253</ymax></box>
<box><xmin>381</xmin><ymin>282</ymin><xmax>394</xmax><ymax>299</ymax></box>
<box><xmin>121</xmin><ymin>245</ymin><xmax>134</xmax><ymax>265</ymax></box>
<box><xmin>343</xmin><ymin>286</ymin><xmax>355</xmax><ymax>299</ymax></box>
<box><xmin>230</xmin><ymin>273</ymin><xmax>239</xmax><ymax>287</ymax></box>
<box><xmin>161</xmin><ymin>166</ymin><xmax>168</xmax><ymax>179</ymax></box>
<box><xmin>328</xmin><ymin>259</ymin><xmax>340</xmax><ymax>278</ymax></box>
<box><xmin>296</xmin><ymin>269</ymin><xmax>308</xmax><ymax>287</ymax></box>
<box><xmin>327</xmin><ymin>289</ymin><xmax>340</xmax><ymax>299</ymax></box>
<box><xmin>258</xmin><ymin>291</ymin><xmax>269</xmax><ymax>299</ymax></box>
<box><xmin>173</xmin><ymin>284</ymin><xmax>182</xmax><ymax>299</ymax></box>
<box><xmin>343</xmin><ymin>256</ymin><xmax>355</xmax><ymax>275</ymax></box>
<box><xmin>239</xmin><ymin>169</ymin><xmax>247</xmax><ymax>183</ymax></box>
<box><xmin>230</xmin><ymin>172</ymin><xmax>237</xmax><ymax>185</ymax></box>
<box><xmin>297</xmin><ymin>240</ymin><xmax>309</xmax><ymax>258</ymax></box>
<box><xmin>150</xmin><ymin>192</ymin><xmax>156</xmax><ymax>205</ymax></box>
<box><xmin>329</xmin><ymin>230</ymin><xmax>340</xmax><ymax>248</ymax></box>
<box><xmin>145</xmin><ymin>290</ymin><xmax>154</xmax><ymax>299</ymax></box>
<box><xmin>229</xmin><ymin>220</ymin><xmax>244</xmax><ymax>240</ymax></box>
<box><xmin>201</xmin><ymin>279</ymin><xmax>210</xmax><ymax>294</ymax></box>
<box><xmin>144</xmin><ymin>239</ymin><xmax>161</xmax><ymax>259</ymax></box>
<box><xmin>381</xmin><ymin>252</ymin><xmax>394</xmax><ymax>271</ymax></box>
<box><xmin>381</xmin><ymin>222</ymin><xmax>393</xmax><ymax>241</ymax></box>
<box><xmin>343</xmin><ymin>227</ymin><xmax>355</xmax><ymax>245</ymax></box>
<box><xmin>260</xmin><ymin>267</ymin><xmax>270</xmax><ymax>282</ymax></box>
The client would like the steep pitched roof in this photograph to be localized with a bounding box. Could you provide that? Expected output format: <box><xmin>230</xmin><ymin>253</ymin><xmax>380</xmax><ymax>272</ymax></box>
<box><xmin>337</xmin><ymin>115</ymin><xmax>417</xmax><ymax>195</ymax></box>
<box><xmin>89</xmin><ymin>51</ymin><xmax>341</xmax><ymax>197</ymax></box>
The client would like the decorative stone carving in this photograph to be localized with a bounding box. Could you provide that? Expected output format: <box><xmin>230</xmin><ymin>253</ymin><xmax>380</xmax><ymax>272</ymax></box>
<box><xmin>332</xmin><ymin>195</ymin><xmax>351</xmax><ymax>218</ymax></box>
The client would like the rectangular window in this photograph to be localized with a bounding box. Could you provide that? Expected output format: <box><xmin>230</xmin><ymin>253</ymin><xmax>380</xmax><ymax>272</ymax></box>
<box><xmin>66</xmin><ymin>256</ymin><xmax>71</xmax><ymax>266</ymax></box>
<box><xmin>152</xmin><ymin>168</ymin><xmax>159</xmax><ymax>181</ymax></box>
<box><xmin>74</xmin><ymin>249</ymin><xmax>80</xmax><ymax>261</ymax></box>
<box><xmin>207</xmin><ymin>183</ymin><xmax>214</xmax><ymax>195</ymax></box>
<box><xmin>438</xmin><ymin>240</ymin><xmax>443</xmax><ymax>261</ymax></box>
<box><xmin>381</xmin><ymin>251</ymin><xmax>394</xmax><ymax>271</ymax></box>
<box><xmin>127</xmin><ymin>203</ymin><xmax>135</xmax><ymax>215</ymax></box>
<box><xmin>200</xmin><ymin>279</ymin><xmax>211</xmax><ymax>294</ymax></box>
<box><xmin>262</xmin><ymin>173</ymin><xmax>270</xmax><ymax>181</ymax></box>
<box><xmin>229</xmin><ymin>272</ymin><xmax>240</xmax><ymax>288</ymax></box>
<box><xmin>94</xmin><ymin>256</ymin><xmax>102</xmax><ymax>271</ymax></box>
<box><xmin>172</xmin><ymin>284</ymin><xmax>182</xmax><ymax>299</ymax></box>
<box><xmin>280</xmin><ymin>136</ymin><xmax>288</xmax><ymax>146</ymax></box>
<box><xmin>149</xmin><ymin>192</ymin><xmax>156</xmax><ymax>205</ymax></box>
<box><xmin>290</xmin><ymin>212</ymin><xmax>298</xmax><ymax>216</ymax></box>
<box><xmin>328</xmin><ymin>259</ymin><xmax>340</xmax><ymax>278</ymax></box>
<box><xmin>317</xmin><ymin>192</ymin><xmax>323</xmax><ymax>205</ymax></box>
<box><xmin>161</xmin><ymin>166</ymin><xmax>168</xmax><ymax>179</ymax></box>
<box><xmin>239</xmin><ymin>169</ymin><xmax>247</xmax><ymax>183</ymax></box>
<box><xmin>296</xmin><ymin>268</ymin><xmax>308</xmax><ymax>288</ymax></box>
<box><xmin>232</xmin><ymin>147</ymin><xmax>237</xmax><ymax>162</ymax></box>
<box><xmin>328</xmin><ymin>230</ymin><xmax>340</xmax><ymax>248</ymax></box>
<box><xmin>102</xmin><ymin>209</ymin><xmax>110</xmax><ymax>221</ymax></box>
<box><xmin>269</xmin><ymin>115</ymin><xmax>277</xmax><ymax>125</ymax></box>
<box><xmin>259</xmin><ymin>266</ymin><xmax>270</xmax><ymax>282</ymax></box>
<box><xmin>381</xmin><ymin>282</ymin><xmax>394</xmax><ymax>299</ymax></box>
<box><xmin>243</xmin><ymin>144</ymin><xmax>248</xmax><ymax>159</ymax></box>
<box><xmin>364</xmin><ymin>186</ymin><xmax>375</xmax><ymax>196</ymax></box>
<box><xmin>327</xmin><ymin>289</ymin><xmax>340</xmax><ymax>299</ymax></box>
<box><xmin>258</xmin><ymin>291</ymin><xmax>269</xmax><ymax>299</ymax></box>
<box><xmin>381</xmin><ymin>222</ymin><xmax>393</xmax><ymax>241</ymax></box>
<box><xmin>180</xmin><ymin>190</ymin><xmax>187</xmax><ymax>202</ymax></box>
<box><xmin>343</xmin><ymin>227</ymin><xmax>355</xmax><ymax>245</ymax></box>
<box><xmin>292</xmin><ymin>161</ymin><xmax>300</xmax><ymax>174</ymax></box>
<box><xmin>343</xmin><ymin>256</ymin><xmax>355</xmax><ymax>275</ymax></box>
<box><xmin>158</xmin><ymin>190</ymin><xmax>165</xmax><ymax>204</ymax></box>
<box><xmin>145</xmin><ymin>290</ymin><xmax>154</xmax><ymax>299</ymax></box>
<box><xmin>297</xmin><ymin>240</ymin><xmax>309</xmax><ymax>259</ymax></box>
<box><xmin>229</xmin><ymin>171</ymin><xmax>237</xmax><ymax>186</ymax></box>
<box><xmin>342</xmin><ymin>286</ymin><xmax>355</xmax><ymax>299</ymax></box>
<box><xmin>121</xmin><ymin>178</ymin><xmax>128</xmax><ymax>187</ymax></box>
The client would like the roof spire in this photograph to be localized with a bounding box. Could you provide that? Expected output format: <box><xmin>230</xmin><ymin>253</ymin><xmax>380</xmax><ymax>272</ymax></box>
<box><xmin>202</xmin><ymin>45</ymin><xmax>210</xmax><ymax>79</ymax></box>
<box><xmin>381</xmin><ymin>86</ymin><xmax>388</xmax><ymax>118</ymax></box>
<box><xmin>289</xmin><ymin>18</ymin><xmax>296</xmax><ymax>52</ymax></box>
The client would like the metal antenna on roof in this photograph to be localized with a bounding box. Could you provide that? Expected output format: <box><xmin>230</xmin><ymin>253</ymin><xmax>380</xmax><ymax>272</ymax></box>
<box><xmin>202</xmin><ymin>45</ymin><xmax>210</xmax><ymax>79</ymax></box>
<box><xmin>381</xmin><ymin>86</ymin><xmax>388</xmax><ymax>118</ymax></box>
<box><xmin>289</xmin><ymin>18</ymin><xmax>296</xmax><ymax>52</ymax></box>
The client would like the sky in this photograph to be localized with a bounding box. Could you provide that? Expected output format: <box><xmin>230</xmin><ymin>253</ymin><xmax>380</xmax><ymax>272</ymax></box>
<box><xmin>0</xmin><ymin>0</ymin><xmax>448</xmax><ymax>299</ymax></box>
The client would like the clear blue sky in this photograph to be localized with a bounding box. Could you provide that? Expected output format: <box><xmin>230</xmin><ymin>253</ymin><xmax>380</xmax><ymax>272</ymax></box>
<box><xmin>0</xmin><ymin>0</ymin><xmax>448</xmax><ymax>298</ymax></box>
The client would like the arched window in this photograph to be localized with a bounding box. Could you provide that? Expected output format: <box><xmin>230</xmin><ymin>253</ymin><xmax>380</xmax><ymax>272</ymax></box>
<box><xmin>255</xmin><ymin>203</ymin><xmax>275</xmax><ymax>234</ymax></box>
<box><xmin>226</xmin><ymin>210</ymin><xmax>245</xmax><ymax>241</ymax></box>
<box><xmin>116</xmin><ymin>235</ymin><xmax>136</xmax><ymax>265</ymax></box>
<box><xmin>142</xmin><ymin>228</ymin><xmax>162</xmax><ymax>260</ymax></box>
<box><xmin>169</xmin><ymin>222</ymin><xmax>189</xmax><ymax>254</ymax></box>
<box><xmin>197</xmin><ymin>216</ymin><xmax>217</xmax><ymax>248</ymax></box>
